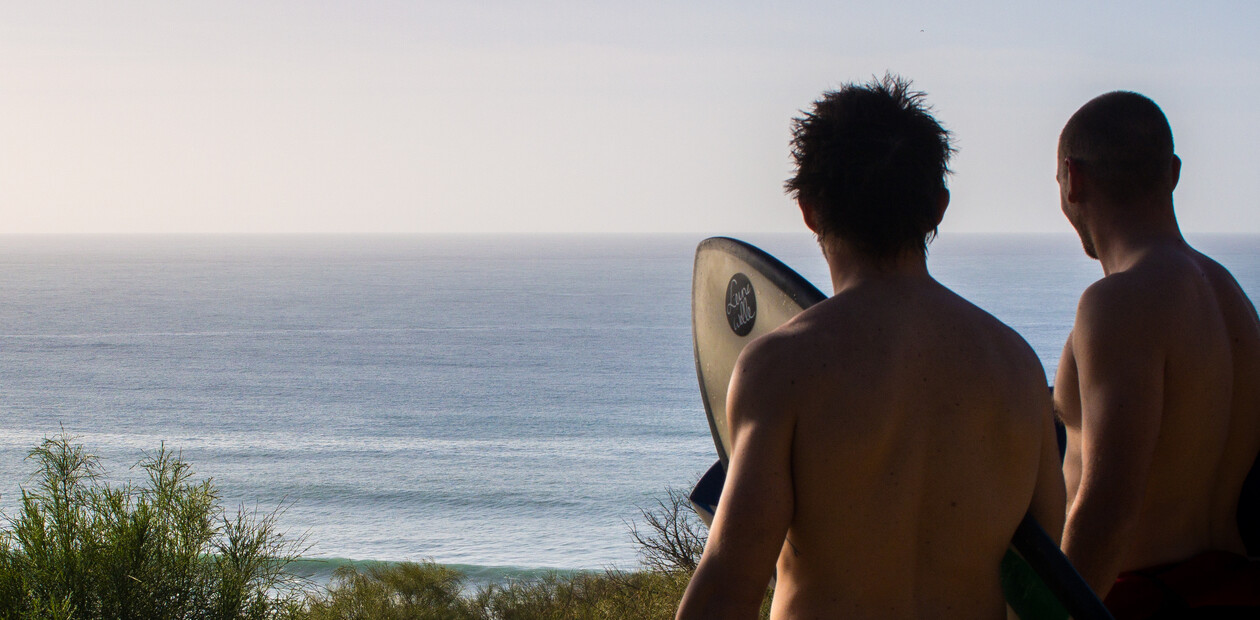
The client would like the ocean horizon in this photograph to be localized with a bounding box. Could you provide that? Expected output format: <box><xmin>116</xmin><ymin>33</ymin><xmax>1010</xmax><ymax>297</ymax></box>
<box><xmin>2</xmin><ymin>232</ymin><xmax>1257</xmax><ymax>586</ymax></box>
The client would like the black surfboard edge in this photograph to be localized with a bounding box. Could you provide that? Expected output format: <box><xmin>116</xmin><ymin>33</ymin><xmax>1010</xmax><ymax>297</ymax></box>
<box><xmin>691</xmin><ymin>237</ymin><xmax>827</xmax><ymax>469</ymax></box>
<box><xmin>695</xmin><ymin>237</ymin><xmax>828</xmax><ymax>311</ymax></box>
<box><xmin>1011</xmin><ymin>515</ymin><xmax>1115</xmax><ymax>620</ymax></box>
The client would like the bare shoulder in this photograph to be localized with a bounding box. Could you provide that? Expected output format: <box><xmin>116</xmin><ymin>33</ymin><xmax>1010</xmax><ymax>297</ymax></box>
<box><xmin>1080</xmin><ymin>268</ymin><xmax>1155</xmax><ymax>309</ymax></box>
<box><xmin>1075</xmin><ymin>268</ymin><xmax>1169</xmax><ymax>331</ymax></box>
<box><xmin>940</xmin><ymin>286</ymin><xmax>1045</xmax><ymax>375</ymax></box>
<box><xmin>731</xmin><ymin>310</ymin><xmax>831</xmax><ymax>403</ymax></box>
<box><xmin>728</xmin><ymin>297</ymin><xmax>872</xmax><ymax>421</ymax></box>
<box><xmin>1193</xmin><ymin>251</ymin><xmax>1260</xmax><ymax>318</ymax></box>
<box><xmin>725</xmin><ymin>312</ymin><xmax>821</xmax><ymax>423</ymax></box>
<box><xmin>1080</xmin><ymin>248</ymin><xmax>1246</xmax><ymax>333</ymax></box>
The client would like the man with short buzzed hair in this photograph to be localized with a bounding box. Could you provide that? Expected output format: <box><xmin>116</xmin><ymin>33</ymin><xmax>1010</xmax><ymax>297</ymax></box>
<box><xmin>1054</xmin><ymin>91</ymin><xmax>1260</xmax><ymax>617</ymax></box>
<box><xmin>676</xmin><ymin>74</ymin><xmax>1065</xmax><ymax>620</ymax></box>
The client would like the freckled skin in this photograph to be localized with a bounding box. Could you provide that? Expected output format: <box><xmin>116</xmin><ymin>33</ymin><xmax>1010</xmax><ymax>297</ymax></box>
<box><xmin>678</xmin><ymin>244</ymin><xmax>1066</xmax><ymax>619</ymax></box>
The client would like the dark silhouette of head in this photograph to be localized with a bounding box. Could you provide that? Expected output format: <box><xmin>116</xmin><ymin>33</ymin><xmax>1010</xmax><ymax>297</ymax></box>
<box><xmin>785</xmin><ymin>74</ymin><xmax>954</xmax><ymax>261</ymax></box>
<box><xmin>1058</xmin><ymin>91</ymin><xmax>1177</xmax><ymax>205</ymax></box>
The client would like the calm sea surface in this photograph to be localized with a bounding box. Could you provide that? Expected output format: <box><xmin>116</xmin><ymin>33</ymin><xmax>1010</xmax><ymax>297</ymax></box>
<box><xmin>1</xmin><ymin>233</ymin><xmax>1257</xmax><ymax>583</ymax></box>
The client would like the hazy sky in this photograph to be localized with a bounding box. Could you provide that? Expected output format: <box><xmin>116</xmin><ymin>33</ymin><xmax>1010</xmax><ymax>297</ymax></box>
<box><xmin>3</xmin><ymin>1</ymin><xmax>1258</xmax><ymax>234</ymax></box>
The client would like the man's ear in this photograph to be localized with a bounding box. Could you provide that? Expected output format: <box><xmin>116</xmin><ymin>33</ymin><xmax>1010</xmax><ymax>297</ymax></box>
<box><xmin>799</xmin><ymin>199</ymin><xmax>820</xmax><ymax>233</ymax></box>
<box><xmin>933</xmin><ymin>187</ymin><xmax>950</xmax><ymax>228</ymax></box>
<box><xmin>1170</xmin><ymin>154</ymin><xmax>1182</xmax><ymax>191</ymax></box>
<box><xmin>1063</xmin><ymin>157</ymin><xmax>1085</xmax><ymax>203</ymax></box>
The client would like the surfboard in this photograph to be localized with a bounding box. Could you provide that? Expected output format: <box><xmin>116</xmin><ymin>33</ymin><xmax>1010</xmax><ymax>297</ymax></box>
<box><xmin>687</xmin><ymin>236</ymin><xmax>1112</xmax><ymax>620</ymax></box>
<box><xmin>691</xmin><ymin>236</ymin><xmax>827</xmax><ymax>468</ymax></box>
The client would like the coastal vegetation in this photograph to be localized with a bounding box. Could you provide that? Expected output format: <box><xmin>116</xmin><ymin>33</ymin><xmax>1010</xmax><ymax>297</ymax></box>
<box><xmin>295</xmin><ymin>483</ymin><xmax>775</xmax><ymax>619</ymax></box>
<box><xmin>0</xmin><ymin>435</ymin><xmax>304</xmax><ymax>619</ymax></box>
<box><xmin>303</xmin><ymin>562</ymin><xmax>692</xmax><ymax>620</ymax></box>
<box><xmin>0</xmin><ymin>437</ymin><xmax>771</xmax><ymax>619</ymax></box>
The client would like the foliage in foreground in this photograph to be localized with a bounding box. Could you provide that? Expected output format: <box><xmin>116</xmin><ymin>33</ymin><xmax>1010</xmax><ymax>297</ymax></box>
<box><xmin>0</xmin><ymin>437</ymin><xmax>766</xmax><ymax>619</ymax></box>
<box><xmin>297</xmin><ymin>562</ymin><xmax>692</xmax><ymax>620</ymax></box>
<box><xmin>292</xmin><ymin>479</ymin><xmax>771</xmax><ymax>619</ymax></box>
<box><xmin>298</xmin><ymin>561</ymin><xmax>468</xmax><ymax>620</ymax></box>
<box><xmin>295</xmin><ymin>561</ymin><xmax>771</xmax><ymax>620</ymax></box>
<box><xmin>0</xmin><ymin>435</ymin><xmax>305</xmax><ymax>620</ymax></box>
<box><xmin>628</xmin><ymin>484</ymin><xmax>707</xmax><ymax>575</ymax></box>
<box><xmin>468</xmin><ymin>569</ymin><xmax>693</xmax><ymax>620</ymax></box>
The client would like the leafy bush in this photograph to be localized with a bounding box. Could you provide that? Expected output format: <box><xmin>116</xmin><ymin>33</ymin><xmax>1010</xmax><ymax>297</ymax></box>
<box><xmin>467</xmin><ymin>569</ymin><xmax>690</xmax><ymax>620</ymax></box>
<box><xmin>299</xmin><ymin>561</ymin><xmax>472</xmax><ymax>620</ymax></box>
<box><xmin>295</xmin><ymin>562</ymin><xmax>690</xmax><ymax>620</ymax></box>
<box><xmin>0</xmin><ymin>434</ymin><xmax>305</xmax><ymax>620</ymax></box>
<box><xmin>290</xmin><ymin>480</ymin><xmax>769</xmax><ymax>619</ymax></box>
<box><xmin>0</xmin><ymin>437</ymin><xmax>757</xmax><ymax>619</ymax></box>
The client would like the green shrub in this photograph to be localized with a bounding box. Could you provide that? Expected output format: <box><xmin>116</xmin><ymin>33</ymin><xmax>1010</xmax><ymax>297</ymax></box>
<box><xmin>299</xmin><ymin>561</ymin><xmax>472</xmax><ymax>620</ymax></box>
<box><xmin>290</xmin><ymin>478</ymin><xmax>772</xmax><ymax>620</ymax></box>
<box><xmin>0</xmin><ymin>435</ymin><xmax>760</xmax><ymax>619</ymax></box>
<box><xmin>467</xmin><ymin>569</ymin><xmax>691</xmax><ymax>620</ymax></box>
<box><xmin>0</xmin><ymin>434</ymin><xmax>305</xmax><ymax>620</ymax></box>
<box><xmin>295</xmin><ymin>563</ymin><xmax>692</xmax><ymax>620</ymax></box>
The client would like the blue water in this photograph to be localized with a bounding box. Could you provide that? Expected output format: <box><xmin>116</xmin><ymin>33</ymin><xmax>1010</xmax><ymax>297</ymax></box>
<box><xmin>0</xmin><ymin>233</ymin><xmax>1256</xmax><ymax>580</ymax></box>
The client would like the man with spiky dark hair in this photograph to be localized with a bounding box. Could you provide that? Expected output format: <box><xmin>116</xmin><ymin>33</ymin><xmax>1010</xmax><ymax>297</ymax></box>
<box><xmin>1053</xmin><ymin>91</ymin><xmax>1260</xmax><ymax>617</ymax></box>
<box><xmin>677</xmin><ymin>75</ymin><xmax>1065</xmax><ymax>619</ymax></box>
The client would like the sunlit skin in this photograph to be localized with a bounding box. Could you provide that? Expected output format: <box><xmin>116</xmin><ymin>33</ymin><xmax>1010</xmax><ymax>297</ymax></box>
<box><xmin>676</xmin><ymin>194</ymin><xmax>1066</xmax><ymax>619</ymax></box>
<box><xmin>1053</xmin><ymin>151</ymin><xmax>1260</xmax><ymax>598</ymax></box>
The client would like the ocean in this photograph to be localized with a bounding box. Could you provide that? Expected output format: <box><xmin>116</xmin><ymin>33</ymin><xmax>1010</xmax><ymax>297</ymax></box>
<box><xmin>1</xmin><ymin>233</ymin><xmax>1257</xmax><ymax>588</ymax></box>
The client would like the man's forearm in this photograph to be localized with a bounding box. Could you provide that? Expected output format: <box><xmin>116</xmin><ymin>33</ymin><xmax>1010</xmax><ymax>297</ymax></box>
<box><xmin>1061</xmin><ymin>496</ymin><xmax>1137</xmax><ymax>599</ymax></box>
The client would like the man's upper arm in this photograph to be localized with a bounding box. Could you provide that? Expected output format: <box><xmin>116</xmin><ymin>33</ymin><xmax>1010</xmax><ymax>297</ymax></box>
<box><xmin>1061</xmin><ymin>280</ymin><xmax>1165</xmax><ymax>595</ymax></box>
<box><xmin>1031</xmin><ymin>397</ymin><xmax>1067</xmax><ymax>543</ymax></box>
<box><xmin>677</xmin><ymin>335</ymin><xmax>797</xmax><ymax>618</ymax></box>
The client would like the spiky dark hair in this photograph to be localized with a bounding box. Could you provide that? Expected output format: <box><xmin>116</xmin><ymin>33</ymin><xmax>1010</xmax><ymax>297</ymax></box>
<box><xmin>786</xmin><ymin>73</ymin><xmax>954</xmax><ymax>260</ymax></box>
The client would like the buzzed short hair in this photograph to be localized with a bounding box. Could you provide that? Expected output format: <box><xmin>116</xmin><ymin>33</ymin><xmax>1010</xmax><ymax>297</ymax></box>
<box><xmin>1059</xmin><ymin>91</ymin><xmax>1176</xmax><ymax>203</ymax></box>
<box><xmin>785</xmin><ymin>74</ymin><xmax>954</xmax><ymax>260</ymax></box>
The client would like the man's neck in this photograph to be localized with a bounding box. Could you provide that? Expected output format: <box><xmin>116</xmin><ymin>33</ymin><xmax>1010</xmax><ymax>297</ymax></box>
<box><xmin>822</xmin><ymin>241</ymin><xmax>932</xmax><ymax>295</ymax></box>
<box><xmin>1089</xmin><ymin>198</ymin><xmax>1185</xmax><ymax>275</ymax></box>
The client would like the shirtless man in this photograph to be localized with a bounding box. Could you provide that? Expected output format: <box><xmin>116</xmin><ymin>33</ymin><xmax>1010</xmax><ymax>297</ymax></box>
<box><xmin>1053</xmin><ymin>91</ymin><xmax>1260</xmax><ymax>616</ymax></box>
<box><xmin>676</xmin><ymin>75</ymin><xmax>1065</xmax><ymax>619</ymax></box>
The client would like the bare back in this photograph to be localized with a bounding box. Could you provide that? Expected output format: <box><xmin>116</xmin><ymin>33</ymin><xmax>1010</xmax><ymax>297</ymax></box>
<box><xmin>1056</xmin><ymin>245</ymin><xmax>1260</xmax><ymax>572</ymax></box>
<box><xmin>763</xmin><ymin>277</ymin><xmax>1061</xmax><ymax>618</ymax></box>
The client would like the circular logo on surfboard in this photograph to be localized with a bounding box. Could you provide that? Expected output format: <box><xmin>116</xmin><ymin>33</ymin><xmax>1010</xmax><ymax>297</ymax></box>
<box><xmin>725</xmin><ymin>273</ymin><xmax>756</xmax><ymax>336</ymax></box>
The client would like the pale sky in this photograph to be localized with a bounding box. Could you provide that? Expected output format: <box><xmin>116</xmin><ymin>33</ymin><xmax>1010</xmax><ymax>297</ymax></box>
<box><xmin>3</xmin><ymin>1</ymin><xmax>1258</xmax><ymax>234</ymax></box>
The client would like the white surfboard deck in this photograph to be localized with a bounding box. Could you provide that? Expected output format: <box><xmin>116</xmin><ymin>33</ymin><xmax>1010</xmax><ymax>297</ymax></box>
<box><xmin>691</xmin><ymin>236</ymin><xmax>826</xmax><ymax>467</ymax></box>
